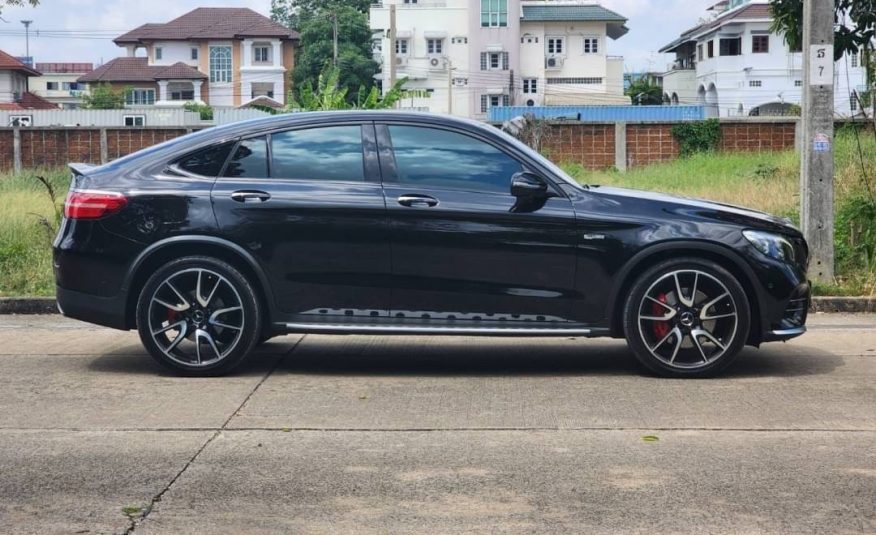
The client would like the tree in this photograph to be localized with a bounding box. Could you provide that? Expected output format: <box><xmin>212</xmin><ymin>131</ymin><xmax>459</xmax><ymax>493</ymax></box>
<box><xmin>1</xmin><ymin>0</ymin><xmax>38</xmax><ymax>13</ymax></box>
<box><xmin>271</xmin><ymin>0</ymin><xmax>370</xmax><ymax>30</ymax></box>
<box><xmin>81</xmin><ymin>83</ymin><xmax>127</xmax><ymax>109</ymax></box>
<box><xmin>769</xmin><ymin>0</ymin><xmax>876</xmax><ymax>60</ymax></box>
<box><xmin>280</xmin><ymin>64</ymin><xmax>408</xmax><ymax>111</ymax></box>
<box><xmin>291</xmin><ymin>4</ymin><xmax>377</xmax><ymax>105</ymax></box>
<box><xmin>625</xmin><ymin>78</ymin><xmax>664</xmax><ymax>105</ymax></box>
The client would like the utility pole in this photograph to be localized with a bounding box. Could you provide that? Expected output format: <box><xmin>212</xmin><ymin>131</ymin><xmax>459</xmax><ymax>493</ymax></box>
<box><xmin>20</xmin><ymin>20</ymin><xmax>32</xmax><ymax>65</ymax></box>
<box><xmin>800</xmin><ymin>0</ymin><xmax>835</xmax><ymax>283</ymax></box>
<box><xmin>388</xmin><ymin>4</ymin><xmax>397</xmax><ymax>89</ymax></box>
<box><xmin>331</xmin><ymin>12</ymin><xmax>338</xmax><ymax>66</ymax></box>
<box><xmin>509</xmin><ymin>69</ymin><xmax>515</xmax><ymax>106</ymax></box>
<box><xmin>447</xmin><ymin>59</ymin><xmax>454</xmax><ymax>115</ymax></box>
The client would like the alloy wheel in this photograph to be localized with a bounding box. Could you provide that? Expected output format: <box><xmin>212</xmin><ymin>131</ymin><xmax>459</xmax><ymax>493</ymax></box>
<box><xmin>636</xmin><ymin>269</ymin><xmax>738</xmax><ymax>370</ymax></box>
<box><xmin>147</xmin><ymin>268</ymin><xmax>245</xmax><ymax>367</ymax></box>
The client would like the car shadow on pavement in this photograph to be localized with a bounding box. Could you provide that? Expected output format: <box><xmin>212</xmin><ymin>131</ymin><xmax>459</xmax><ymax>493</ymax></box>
<box><xmin>266</xmin><ymin>336</ymin><xmax>844</xmax><ymax>379</ymax></box>
<box><xmin>85</xmin><ymin>337</ymin><xmax>843</xmax><ymax>379</ymax></box>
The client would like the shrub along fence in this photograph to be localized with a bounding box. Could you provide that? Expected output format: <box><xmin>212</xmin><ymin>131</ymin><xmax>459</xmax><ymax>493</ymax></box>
<box><xmin>0</xmin><ymin>117</ymin><xmax>802</xmax><ymax>173</ymax></box>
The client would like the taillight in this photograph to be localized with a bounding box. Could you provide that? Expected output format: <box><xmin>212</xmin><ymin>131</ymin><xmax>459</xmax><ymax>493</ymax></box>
<box><xmin>64</xmin><ymin>190</ymin><xmax>128</xmax><ymax>220</ymax></box>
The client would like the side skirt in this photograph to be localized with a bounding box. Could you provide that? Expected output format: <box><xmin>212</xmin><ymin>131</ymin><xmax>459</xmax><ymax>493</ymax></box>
<box><xmin>274</xmin><ymin>321</ymin><xmax>611</xmax><ymax>337</ymax></box>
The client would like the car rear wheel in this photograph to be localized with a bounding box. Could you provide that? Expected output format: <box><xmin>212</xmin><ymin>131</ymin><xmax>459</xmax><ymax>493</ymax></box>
<box><xmin>623</xmin><ymin>258</ymin><xmax>750</xmax><ymax>378</ymax></box>
<box><xmin>136</xmin><ymin>256</ymin><xmax>261</xmax><ymax>376</ymax></box>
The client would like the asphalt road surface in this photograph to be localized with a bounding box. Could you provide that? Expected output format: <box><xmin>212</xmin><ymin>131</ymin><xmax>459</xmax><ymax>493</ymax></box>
<box><xmin>0</xmin><ymin>314</ymin><xmax>874</xmax><ymax>534</ymax></box>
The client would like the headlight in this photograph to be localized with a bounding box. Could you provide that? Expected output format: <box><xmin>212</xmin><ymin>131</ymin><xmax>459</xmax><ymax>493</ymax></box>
<box><xmin>743</xmin><ymin>230</ymin><xmax>796</xmax><ymax>263</ymax></box>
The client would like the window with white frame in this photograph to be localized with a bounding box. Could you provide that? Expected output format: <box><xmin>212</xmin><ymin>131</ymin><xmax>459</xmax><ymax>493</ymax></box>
<box><xmin>126</xmin><ymin>88</ymin><xmax>155</xmax><ymax>106</ymax></box>
<box><xmin>795</xmin><ymin>80</ymin><xmax>802</xmax><ymax>87</ymax></box>
<box><xmin>547</xmin><ymin>37</ymin><xmax>564</xmax><ymax>55</ymax></box>
<box><xmin>123</xmin><ymin>115</ymin><xmax>146</xmax><ymax>126</ymax></box>
<box><xmin>480</xmin><ymin>51</ymin><xmax>508</xmax><ymax>70</ymax></box>
<box><xmin>191</xmin><ymin>47</ymin><xmax>199</xmax><ymax>60</ymax></box>
<box><xmin>480</xmin><ymin>0</ymin><xmax>508</xmax><ymax>27</ymax></box>
<box><xmin>46</xmin><ymin>82</ymin><xmax>58</xmax><ymax>90</ymax></box>
<box><xmin>155</xmin><ymin>47</ymin><xmax>163</xmax><ymax>60</ymax></box>
<box><xmin>749</xmin><ymin>80</ymin><xmax>762</xmax><ymax>87</ymax></box>
<box><xmin>427</xmin><ymin>39</ymin><xmax>443</xmax><ymax>55</ymax></box>
<box><xmin>479</xmin><ymin>94</ymin><xmax>510</xmax><ymax>112</ymax></box>
<box><xmin>395</xmin><ymin>39</ymin><xmax>409</xmax><ymax>55</ymax></box>
<box><xmin>850</xmin><ymin>52</ymin><xmax>858</xmax><ymax>67</ymax></box>
<box><xmin>252</xmin><ymin>82</ymin><xmax>275</xmax><ymax>99</ymax></box>
<box><xmin>523</xmin><ymin>78</ymin><xmax>537</xmax><ymax>94</ymax></box>
<box><xmin>583</xmin><ymin>37</ymin><xmax>599</xmax><ymax>54</ymax></box>
<box><xmin>209</xmin><ymin>46</ymin><xmax>232</xmax><ymax>83</ymax></box>
<box><xmin>851</xmin><ymin>92</ymin><xmax>858</xmax><ymax>111</ymax></box>
<box><xmin>254</xmin><ymin>44</ymin><xmax>271</xmax><ymax>63</ymax></box>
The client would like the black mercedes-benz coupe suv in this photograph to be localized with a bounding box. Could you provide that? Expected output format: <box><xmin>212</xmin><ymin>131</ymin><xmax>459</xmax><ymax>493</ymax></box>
<box><xmin>54</xmin><ymin>111</ymin><xmax>809</xmax><ymax>377</ymax></box>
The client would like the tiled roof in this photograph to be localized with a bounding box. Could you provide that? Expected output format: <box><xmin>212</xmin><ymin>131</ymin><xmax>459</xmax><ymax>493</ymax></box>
<box><xmin>0</xmin><ymin>92</ymin><xmax>58</xmax><ymax>110</ymax></box>
<box><xmin>78</xmin><ymin>57</ymin><xmax>206</xmax><ymax>83</ymax></box>
<box><xmin>240</xmin><ymin>95</ymin><xmax>284</xmax><ymax>109</ymax></box>
<box><xmin>0</xmin><ymin>49</ymin><xmax>41</xmax><ymax>76</ymax></box>
<box><xmin>521</xmin><ymin>4</ymin><xmax>628</xmax><ymax>39</ymax></box>
<box><xmin>660</xmin><ymin>3</ymin><xmax>774</xmax><ymax>51</ymax></box>
<box><xmin>521</xmin><ymin>4</ymin><xmax>627</xmax><ymax>22</ymax></box>
<box><xmin>115</xmin><ymin>8</ymin><xmax>298</xmax><ymax>44</ymax></box>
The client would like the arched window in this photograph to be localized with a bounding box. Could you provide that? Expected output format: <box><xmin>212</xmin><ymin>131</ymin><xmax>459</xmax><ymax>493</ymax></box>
<box><xmin>209</xmin><ymin>46</ymin><xmax>232</xmax><ymax>83</ymax></box>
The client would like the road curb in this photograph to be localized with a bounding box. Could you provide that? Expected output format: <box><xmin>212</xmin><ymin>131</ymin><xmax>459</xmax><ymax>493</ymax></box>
<box><xmin>1</xmin><ymin>296</ymin><xmax>874</xmax><ymax>315</ymax></box>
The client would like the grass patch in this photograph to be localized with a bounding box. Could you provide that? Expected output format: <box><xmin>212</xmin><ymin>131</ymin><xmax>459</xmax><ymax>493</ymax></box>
<box><xmin>0</xmin><ymin>168</ymin><xmax>69</xmax><ymax>297</ymax></box>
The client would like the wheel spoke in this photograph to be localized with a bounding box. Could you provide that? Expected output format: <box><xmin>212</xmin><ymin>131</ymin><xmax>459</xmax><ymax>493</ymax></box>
<box><xmin>165</xmin><ymin>322</ymin><xmax>188</xmax><ymax>352</ymax></box>
<box><xmin>692</xmin><ymin>328</ymin><xmax>726</xmax><ymax>352</ymax></box>
<box><xmin>209</xmin><ymin>319</ymin><xmax>242</xmax><ymax>331</ymax></box>
<box><xmin>674</xmin><ymin>273</ymin><xmax>694</xmax><ymax>307</ymax></box>
<box><xmin>691</xmin><ymin>332</ymin><xmax>710</xmax><ymax>363</ymax></box>
<box><xmin>650</xmin><ymin>326</ymin><xmax>678</xmax><ymax>353</ymax></box>
<box><xmin>152</xmin><ymin>320</ymin><xmax>187</xmax><ymax>336</ymax></box>
<box><xmin>690</xmin><ymin>272</ymin><xmax>699</xmax><ymax>305</ymax></box>
<box><xmin>152</xmin><ymin>297</ymin><xmax>188</xmax><ymax>313</ymax></box>
<box><xmin>210</xmin><ymin>306</ymin><xmax>242</xmax><ymax>323</ymax></box>
<box><xmin>668</xmin><ymin>328</ymin><xmax>684</xmax><ymax>364</ymax></box>
<box><xmin>700</xmin><ymin>292</ymin><xmax>730</xmax><ymax>315</ymax></box>
<box><xmin>164</xmin><ymin>281</ymin><xmax>192</xmax><ymax>311</ymax></box>
<box><xmin>195</xmin><ymin>328</ymin><xmax>221</xmax><ymax>362</ymax></box>
<box><xmin>701</xmin><ymin>311</ymin><xmax>737</xmax><ymax>321</ymax></box>
<box><xmin>195</xmin><ymin>270</ymin><xmax>220</xmax><ymax>308</ymax></box>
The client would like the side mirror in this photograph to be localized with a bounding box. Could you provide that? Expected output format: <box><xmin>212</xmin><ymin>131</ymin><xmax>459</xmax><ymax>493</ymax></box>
<box><xmin>511</xmin><ymin>172</ymin><xmax>549</xmax><ymax>198</ymax></box>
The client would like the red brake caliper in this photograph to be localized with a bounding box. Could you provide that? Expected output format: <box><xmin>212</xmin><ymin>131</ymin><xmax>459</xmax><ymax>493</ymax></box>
<box><xmin>653</xmin><ymin>293</ymin><xmax>670</xmax><ymax>339</ymax></box>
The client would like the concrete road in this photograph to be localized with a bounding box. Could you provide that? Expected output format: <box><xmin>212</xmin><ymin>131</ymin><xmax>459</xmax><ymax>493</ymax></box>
<box><xmin>0</xmin><ymin>314</ymin><xmax>874</xmax><ymax>534</ymax></box>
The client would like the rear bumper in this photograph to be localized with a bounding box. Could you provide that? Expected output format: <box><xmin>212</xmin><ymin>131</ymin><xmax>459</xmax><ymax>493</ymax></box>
<box><xmin>55</xmin><ymin>285</ymin><xmax>129</xmax><ymax>330</ymax></box>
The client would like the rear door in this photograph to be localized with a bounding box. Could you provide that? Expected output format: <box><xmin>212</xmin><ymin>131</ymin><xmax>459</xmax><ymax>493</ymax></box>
<box><xmin>211</xmin><ymin>122</ymin><xmax>391</xmax><ymax>320</ymax></box>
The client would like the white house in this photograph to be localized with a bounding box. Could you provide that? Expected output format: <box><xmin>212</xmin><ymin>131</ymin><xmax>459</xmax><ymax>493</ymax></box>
<box><xmin>29</xmin><ymin>63</ymin><xmax>92</xmax><ymax>109</ymax></box>
<box><xmin>369</xmin><ymin>0</ymin><xmax>630</xmax><ymax>119</ymax></box>
<box><xmin>660</xmin><ymin>0</ymin><xmax>868</xmax><ymax>117</ymax></box>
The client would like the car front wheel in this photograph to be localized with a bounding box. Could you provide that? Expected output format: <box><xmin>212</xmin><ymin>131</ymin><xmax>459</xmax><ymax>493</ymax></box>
<box><xmin>136</xmin><ymin>256</ymin><xmax>262</xmax><ymax>376</ymax></box>
<box><xmin>623</xmin><ymin>258</ymin><xmax>751</xmax><ymax>378</ymax></box>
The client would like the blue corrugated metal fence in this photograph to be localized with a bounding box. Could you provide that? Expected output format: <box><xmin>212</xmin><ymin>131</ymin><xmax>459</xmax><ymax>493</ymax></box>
<box><xmin>489</xmin><ymin>105</ymin><xmax>706</xmax><ymax>123</ymax></box>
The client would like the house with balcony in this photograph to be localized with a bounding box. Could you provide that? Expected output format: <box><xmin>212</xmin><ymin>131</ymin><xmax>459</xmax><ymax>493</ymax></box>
<box><xmin>0</xmin><ymin>49</ymin><xmax>57</xmax><ymax>120</ymax></box>
<box><xmin>659</xmin><ymin>0</ymin><xmax>867</xmax><ymax>117</ymax></box>
<box><xmin>79</xmin><ymin>8</ymin><xmax>298</xmax><ymax>108</ymax></box>
<box><xmin>369</xmin><ymin>0</ymin><xmax>629</xmax><ymax>119</ymax></box>
<box><xmin>29</xmin><ymin>63</ymin><xmax>93</xmax><ymax>109</ymax></box>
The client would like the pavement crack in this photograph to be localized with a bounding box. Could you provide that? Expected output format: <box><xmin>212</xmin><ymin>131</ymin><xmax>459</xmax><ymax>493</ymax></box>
<box><xmin>123</xmin><ymin>337</ymin><xmax>303</xmax><ymax>534</ymax></box>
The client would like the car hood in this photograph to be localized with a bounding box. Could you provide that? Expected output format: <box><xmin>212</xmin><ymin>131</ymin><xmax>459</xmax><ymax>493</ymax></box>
<box><xmin>588</xmin><ymin>186</ymin><xmax>800</xmax><ymax>236</ymax></box>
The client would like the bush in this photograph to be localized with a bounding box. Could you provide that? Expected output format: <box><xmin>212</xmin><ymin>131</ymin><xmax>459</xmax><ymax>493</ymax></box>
<box><xmin>671</xmin><ymin>119</ymin><xmax>721</xmax><ymax>157</ymax></box>
<box><xmin>184</xmin><ymin>102</ymin><xmax>213</xmax><ymax>121</ymax></box>
<box><xmin>835</xmin><ymin>194</ymin><xmax>876</xmax><ymax>273</ymax></box>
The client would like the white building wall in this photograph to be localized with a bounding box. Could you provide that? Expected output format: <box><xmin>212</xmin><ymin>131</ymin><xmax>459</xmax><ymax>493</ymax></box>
<box><xmin>240</xmin><ymin>38</ymin><xmax>286</xmax><ymax>105</ymax></box>
<box><xmin>151</xmin><ymin>41</ymin><xmax>201</xmax><ymax>67</ymax></box>
<box><xmin>29</xmin><ymin>73</ymin><xmax>88</xmax><ymax>108</ymax></box>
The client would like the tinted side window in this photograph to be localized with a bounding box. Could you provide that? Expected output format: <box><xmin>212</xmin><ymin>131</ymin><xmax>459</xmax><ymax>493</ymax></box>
<box><xmin>272</xmin><ymin>126</ymin><xmax>364</xmax><ymax>181</ymax></box>
<box><xmin>176</xmin><ymin>142</ymin><xmax>233</xmax><ymax>177</ymax></box>
<box><xmin>223</xmin><ymin>137</ymin><xmax>268</xmax><ymax>178</ymax></box>
<box><xmin>388</xmin><ymin>125</ymin><xmax>522</xmax><ymax>193</ymax></box>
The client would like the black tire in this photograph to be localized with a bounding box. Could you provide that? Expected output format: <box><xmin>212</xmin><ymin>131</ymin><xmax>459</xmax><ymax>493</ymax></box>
<box><xmin>622</xmin><ymin>257</ymin><xmax>750</xmax><ymax>378</ymax></box>
<box><xmin>136</xmin><ymin>255</ymin><xmax>262</xmax><ymax>376</ymax></box>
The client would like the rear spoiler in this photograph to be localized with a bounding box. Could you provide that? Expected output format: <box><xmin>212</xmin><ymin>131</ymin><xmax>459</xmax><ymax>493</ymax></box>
<box><xmin>68</xmin><ymin>163</ymin><xmax>97</xmax><ymax>177</ymax></box>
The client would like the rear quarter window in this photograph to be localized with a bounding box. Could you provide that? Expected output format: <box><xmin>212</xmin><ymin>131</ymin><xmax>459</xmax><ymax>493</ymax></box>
<box><xmin>175</xmin><ymin>142</ymin><xmax>234</xmax><ymax>177</ymax></box>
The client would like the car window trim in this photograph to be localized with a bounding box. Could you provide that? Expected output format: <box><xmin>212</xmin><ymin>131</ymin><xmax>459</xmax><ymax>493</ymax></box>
<box><xmin>218</xmin><ymin>122</ymin><xmax>377</xmax><ymax>184</ymax></box>
<box><xmin>374</xmin><ymin>121</ymin><xmax>566</xmax><ymax>198</ymax></box>
<box><xmin>167</xmin><ymin>139</ymin><xmax>238</xmax><ymax>180</ymax></box>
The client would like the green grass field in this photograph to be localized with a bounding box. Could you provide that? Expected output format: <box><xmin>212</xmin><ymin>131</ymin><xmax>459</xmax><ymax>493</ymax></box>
<box><xmin>1</xmin><ymin>128</ymin><xmax>874</xmax><ymax>297</ymax></box>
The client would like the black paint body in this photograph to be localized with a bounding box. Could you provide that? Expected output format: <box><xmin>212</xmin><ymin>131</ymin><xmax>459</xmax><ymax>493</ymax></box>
<box><xmin>54</xmin><ymin>111</ymin><xmax>809</xmax><ymax>343</ymax></box>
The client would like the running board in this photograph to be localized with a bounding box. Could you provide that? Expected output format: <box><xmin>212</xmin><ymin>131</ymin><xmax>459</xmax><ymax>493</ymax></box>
<box><xmin>280</xmin><ymin>322</ymin><xmax>596</xmax><ymax>337</ymax></box>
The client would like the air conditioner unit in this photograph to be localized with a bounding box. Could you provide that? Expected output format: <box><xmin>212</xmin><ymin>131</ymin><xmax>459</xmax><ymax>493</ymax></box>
<box><xmin>395</xmin><ymin>56</ymin><xmax>408</xmax><ymax>66</ymax></box>
<box><xmin>452</xmin><ymin>77</ymin><xmax>468</xmax><ymax>87</ymax></box>
<box><xmin>545</xmin><ymin>56</ymin><xmax>563</xmax><ymax>69</ymax></box>
<box><xmin>428</xmin><ymin>56</ymin><xmax>447</xmax><ymax>70</ymax></box>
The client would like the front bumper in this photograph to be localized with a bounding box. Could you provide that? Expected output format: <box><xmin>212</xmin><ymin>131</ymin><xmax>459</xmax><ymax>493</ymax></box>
<box><xmin>762</xmin><ymin>325</ymin><xmax>807</xmax><ymax>342</ymax></box>
<box><xmin>56</xmin><ymin>285</ymin><xmax>129</xmax><ymax>331</ymax></box>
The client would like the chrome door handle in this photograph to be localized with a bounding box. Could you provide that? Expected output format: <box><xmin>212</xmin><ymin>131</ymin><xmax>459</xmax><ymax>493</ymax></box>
<box><xmin>398</xmin><ymin>195</ymin><xmax>439</xmax><ymax>208</ymax></box>
<box><xmin>231</xmin><ymin>190</ymin><xmax>271</xmax><ymax>203</ymax></box>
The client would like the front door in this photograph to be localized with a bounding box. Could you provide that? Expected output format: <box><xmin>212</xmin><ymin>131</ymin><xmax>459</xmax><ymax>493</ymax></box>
<box><xmin>376</xmin><ymin>123</ymin><xmax>579</xmax><ymax>324</ymax></box>
<box><xmin>211</xmin><ymin>122</ymin><xmax>391</xmax><ymax>320</ymax></box>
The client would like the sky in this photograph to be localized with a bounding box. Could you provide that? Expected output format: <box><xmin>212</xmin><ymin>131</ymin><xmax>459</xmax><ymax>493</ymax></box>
<box><xmin>0</xmin><ymin>0</ymin><xmax>714</xmax><ymax>73</ymax></box>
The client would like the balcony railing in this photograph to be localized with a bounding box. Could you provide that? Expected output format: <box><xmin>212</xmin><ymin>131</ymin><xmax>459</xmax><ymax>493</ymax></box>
<box><xmin>371</xmin><ymin>1</ymin><xmax>447</xmax><ymax>7</ymax></box>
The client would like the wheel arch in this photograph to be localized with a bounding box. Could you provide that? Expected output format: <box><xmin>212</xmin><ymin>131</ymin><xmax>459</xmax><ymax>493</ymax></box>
<box><xmin>607</xmin><ymin>240</ymin><xmax>764</xmax><ymax>345</ymax></box>
<box><xmin>123</xmin><ymin>236</ymin><xmax>274</xmax><ymax>331</ymax></box>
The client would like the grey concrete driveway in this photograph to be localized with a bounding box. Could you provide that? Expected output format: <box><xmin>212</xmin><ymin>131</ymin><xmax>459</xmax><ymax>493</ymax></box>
<box><xmin>0</xmin><ymin>314</ymin><xmax>874</xmax><ymax>534</ymax></box>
